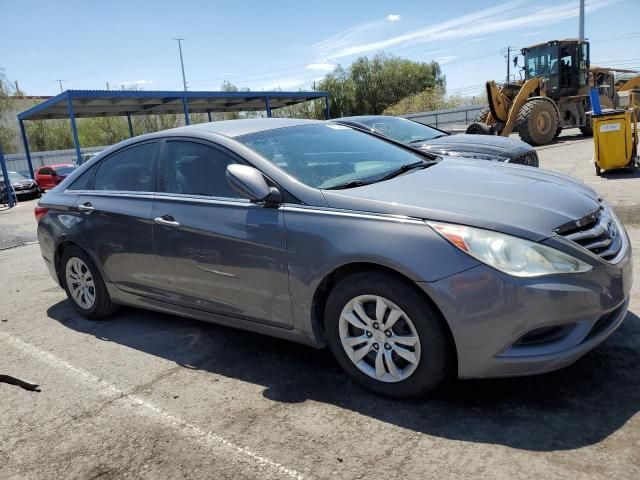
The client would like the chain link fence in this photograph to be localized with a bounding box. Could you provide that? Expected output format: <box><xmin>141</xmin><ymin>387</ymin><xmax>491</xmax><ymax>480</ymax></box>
<box><xmin>402</xmin><ymin>104</ymin><xmax>486</xmax><ymax>131</ymax></box>
<box><xmin>4</xmin><ymin>146</ymin><xmax>107</xmax><ymax>176</ymax></box>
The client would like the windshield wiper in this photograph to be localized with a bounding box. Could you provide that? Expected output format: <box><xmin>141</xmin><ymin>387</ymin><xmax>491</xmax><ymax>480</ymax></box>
<box><xmin>376</xmin><ymin>160</ymin><xmax>437</xmax><ymax>181</ymax></box>
<box><xmin>408</xmin><ymin>134</ymin><xmax>448</xmax><ymax>144</ymax></box>
<box><xmin>325</xmin><ymin>180</ymin><xmax>372</xmax><ymax>190</ymax></box>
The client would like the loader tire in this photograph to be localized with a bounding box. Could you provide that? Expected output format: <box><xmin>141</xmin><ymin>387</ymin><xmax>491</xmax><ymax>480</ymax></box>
<box><xmin>516</xmin><ymin>99</ymin><xmax>558</xmax><ymax>146</ymax></box>
<box><xmin>474</xmin><ymin>107</ymin><xmax>491</xmax><ymax>123</ymax></box>
<box><xmin>466</xmin><ymin>122</ymin><xmax>493</xmax><ymax>135</ymax></box>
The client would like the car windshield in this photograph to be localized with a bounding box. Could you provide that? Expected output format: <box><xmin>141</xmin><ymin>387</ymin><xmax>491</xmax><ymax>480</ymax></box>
<box><xmin>55</xmin><ymin>166</ymin><xmax>76</xmax><ymax>175</ymax></box>
<box><xmin>0</xmin><ymin>171</ymin><xmax>29</xmax><ymax>182</ymax></box>
<box><xmin>237</xmin><ymin>123</ymin><xmax>433</xmax><ymax>189</ymax></box>
<box><xmin>351</xmin><ymin>117</ymin><xmax>447</xmax><ymax>144</ymax></box>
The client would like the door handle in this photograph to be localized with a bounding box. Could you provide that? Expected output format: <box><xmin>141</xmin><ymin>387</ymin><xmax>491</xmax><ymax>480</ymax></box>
<box><xmin>154</xmin><ymin>215</ymin><xmax>180</xmax><ymax>227</ymax></box>
<box><xmin>78</xmin><ymin>202</ymin><xmax>95</xmax><ymax>214</ymax></box>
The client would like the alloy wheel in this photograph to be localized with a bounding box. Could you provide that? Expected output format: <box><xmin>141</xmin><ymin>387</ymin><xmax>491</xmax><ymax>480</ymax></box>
<box><xmin>338</xmin><ymin>295</ymin><xmax>421</xmax><ymax>383</ymax></box>
<box><xmin>65</xmin><ymin>257</ymin><xmax>96</xmax><ymax>309</ymax></box>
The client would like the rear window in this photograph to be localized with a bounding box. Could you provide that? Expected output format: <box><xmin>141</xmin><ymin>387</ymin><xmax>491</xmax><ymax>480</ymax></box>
<box><xmin>55</xmin><ymin>166</ymin><xmax>76</xmax><ymax>175</ymax></box>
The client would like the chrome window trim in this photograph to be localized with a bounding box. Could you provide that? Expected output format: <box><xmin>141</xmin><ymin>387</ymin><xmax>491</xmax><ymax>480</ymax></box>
<box><xmin>283</xmin><ymin>205</ymin><xmax>425</xmax><ymax>224</ymax></box>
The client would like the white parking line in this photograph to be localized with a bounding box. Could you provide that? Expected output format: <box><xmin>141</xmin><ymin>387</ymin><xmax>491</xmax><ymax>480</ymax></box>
<box><xmin>0</xmin><ymin>331</ymin><xmax>305</xmax><ymax>480</ymax></box>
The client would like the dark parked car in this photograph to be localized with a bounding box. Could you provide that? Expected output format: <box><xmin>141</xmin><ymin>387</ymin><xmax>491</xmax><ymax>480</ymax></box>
<box><xmin>0</xmin><ymin>170</ymin><xmax>41</xmax><ymax>200</ymax></box>
<box><xmin>35</xmin><ymin>164</ymin><xmax>77</xmax><ymax>191</ymax></box>
<box><xmin>36</xmin><ymin>118</ymin><xmax>631</xmax><ymax>398</ymax></box>
<box><xmin>335</xmin><ymin>115</ymin><xmax>539</xmax><ymax>167</ymax></box>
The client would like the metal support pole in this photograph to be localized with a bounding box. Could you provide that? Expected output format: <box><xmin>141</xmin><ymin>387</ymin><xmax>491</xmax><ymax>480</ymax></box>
<box><xmin>127</xmin><ymin>113</ymin><xmax>134</xmax><ymax>137</ymax></box>
<box><xmin>182</xmin><ymin>96</ymin><xmax>191</xmax><ymax>125</ymax></box>
<box><xmin>67</xmin><ymin>94</ymin><xmax>82</xmax><ymax>165</ymax></box>
<box><xmin>19</xmin><ymin>120</ymin><xmax>35</xmax><ymax>179</ymax></box>
<box><xmin>207</xmin><ymin>110</ymin><xmax>212</xmax><ymax>122</ymax></box>
<box><xmin>0</xmin><ymin>143</ymin><xmax>16</xmax><ymax>208</ymax></box>
<box><xmin>324</xmin><ymin>96</ymin><xmax>330</xmax><ymax>119</ymax></box>
<box><xmin>579</xmin><ymin>0</ymin><xmax>585</xmax><ymax>40</ymax></box>
<box><xmin>265</xmin><ymin>97</ymin><xmax>272</xmax><ymax>118</ymax></box>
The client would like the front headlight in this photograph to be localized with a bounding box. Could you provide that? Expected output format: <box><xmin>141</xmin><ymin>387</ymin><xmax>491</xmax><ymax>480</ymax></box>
<box><xmin>428</xmin><ymin>222</ymin><xmax>592</xmax><ymax>277</ymax></box>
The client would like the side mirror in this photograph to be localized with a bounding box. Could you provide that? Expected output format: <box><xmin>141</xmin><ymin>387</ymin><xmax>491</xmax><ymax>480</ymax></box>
<box><xmin>226</xmin><ymin>164</ymin><xmax>281</xmax><ymax>205</ymax></box>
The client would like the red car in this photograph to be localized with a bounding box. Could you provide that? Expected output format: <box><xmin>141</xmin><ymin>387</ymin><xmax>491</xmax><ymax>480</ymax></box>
<box><xmin>35</xmin><ymin>164</ymin><xmax>77</xmax><ymax>191</ymax></box>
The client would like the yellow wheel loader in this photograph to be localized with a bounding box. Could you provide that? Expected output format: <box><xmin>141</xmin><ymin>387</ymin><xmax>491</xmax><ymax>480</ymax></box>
<box><xmin>467</xmin><ymin>39</ymin><xmax>640</xmax><ymax>146</ymax></box>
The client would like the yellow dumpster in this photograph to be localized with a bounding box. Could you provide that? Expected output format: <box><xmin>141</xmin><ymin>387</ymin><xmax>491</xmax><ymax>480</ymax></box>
<box><xmin>592</xmin><ymin>109</ymin><xmax>637</xmax><ymax>176</ymax></box>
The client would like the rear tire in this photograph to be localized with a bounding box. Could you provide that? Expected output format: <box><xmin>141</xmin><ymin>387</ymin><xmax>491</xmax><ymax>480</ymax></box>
<box><xmin>466</xmin><ymin>122</ymin><xmax>493</xmax><ymax>135</ymax></box>
<box><xmin>325</xmin><ymin>272</ymin><xmax>452</xmax><ymax>398</ymax></box>
<box><xmin>61</xmin><ymin>246</ymin><xmax>117</xmax><ymax>320</ymax></box>
<box><xmin>517</xmin><ymin>99</ymin><xmax>559</xmax><ymax>146</ymax></box>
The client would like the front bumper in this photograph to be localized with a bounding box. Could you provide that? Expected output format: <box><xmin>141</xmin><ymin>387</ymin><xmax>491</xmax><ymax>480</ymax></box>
<box><xmin>14</xmin><ymin>186</ymin><xmax>40</xmax><ymax>197</ymax></box>
<box><xmin>420</xmin><ymin>238</ymin><xmax>633</xmax><ymax>378</ymax></box>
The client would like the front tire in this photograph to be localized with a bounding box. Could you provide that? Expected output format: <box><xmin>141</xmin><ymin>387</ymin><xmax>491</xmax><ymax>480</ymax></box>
<box><xmin>61</xmin><ymin>246</ymin><xmax>117</xmax><ymax>320</ymax></box>
<box><xmin>325</xmin><ymin>272</ymin><xmax>452</xmax><ymax>398</ymax></box>
<box><xmin>517</xmin><ymin>99</ymin><xmax>559</xmax><ymax>146</ymax></box>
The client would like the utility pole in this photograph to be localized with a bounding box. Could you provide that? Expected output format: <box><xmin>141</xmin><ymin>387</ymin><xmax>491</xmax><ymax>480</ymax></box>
<box><xmin>106</xmin><ymin>81</ymin><xmax>110</xmax><ymax>90</ymax></box>
<box><xmin>173</xmin><ymin>38</ymin><xmax>188</xmax><ymax>91</ymax></box>
<box><xmin>55</xmin><ymin>79</ymin><xmax>65</xmax><ymax>93</ymax></box>
<box><xmin>501</xmin><ymin>47</ymin><xmax>513</xmax><ymax>82</ymax></box>
<box><xmin>14</xmin><ymin>80</ymin><xmax>21</xmax><ymax>95</ymax></box>
<box><xmin>579</xmin><ymin>0</ymin><xmax>585</xmax><ymax>40</ymax></box>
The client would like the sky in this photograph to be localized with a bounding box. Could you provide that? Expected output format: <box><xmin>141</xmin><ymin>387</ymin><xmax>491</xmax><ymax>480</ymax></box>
<box><xmin>1</xmin><ymin>0</ymin><xmax>638</xmax><ymax>97</ymax></box>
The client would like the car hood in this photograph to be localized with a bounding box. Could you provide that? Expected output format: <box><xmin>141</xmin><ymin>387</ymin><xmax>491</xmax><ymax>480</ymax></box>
<box><xmin>416</xmin><ymin>134</ymin><xmax>531</xmax><ymax>159</ymax></box>
<box><xmin>321</xmin><ymin>157</ymin><xmax>600</xmax><ymax>241</ymax></box>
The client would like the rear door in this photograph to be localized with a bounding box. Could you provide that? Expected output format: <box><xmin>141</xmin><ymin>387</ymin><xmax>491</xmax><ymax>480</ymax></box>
<box><xmin>150</xmin><ymin>138</ymin><xmax>292</xmax><ymax>327</ymax></box>
<box><xmin>76</xmin><ymin>140</ymin><xmax>159</xmax><ymax>296</ymax></box>
<box><xmin>37</xmin><ymin>167</ymin><xmax>53</xmax><ymax>190</ymax></box>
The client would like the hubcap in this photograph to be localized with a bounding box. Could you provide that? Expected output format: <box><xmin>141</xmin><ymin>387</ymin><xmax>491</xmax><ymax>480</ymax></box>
<box><xmin>536</xmin><ymin>111</ymin><xmax>552</xmax><ymax>135</ymax></box>
<box><xmin>65</xmin><ymin>257</ymin><xmax>96</xmax><ymax>309</ymax></box>
<box><xmin>338</xmin><ymin>295</ymin><xmax>421</xmax><ymax>383</ymax></box>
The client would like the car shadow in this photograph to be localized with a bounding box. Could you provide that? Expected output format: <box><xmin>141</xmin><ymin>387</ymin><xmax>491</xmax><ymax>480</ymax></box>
<box><xmin>47</xmin><ymin>300</ymin><xmax>640</xmax><ymax>452</ymax></box>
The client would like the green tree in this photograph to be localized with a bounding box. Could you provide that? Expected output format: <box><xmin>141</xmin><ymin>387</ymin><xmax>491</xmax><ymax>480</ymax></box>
<box><xmin>0</xmin><ymin>69</ymin><xmax>17</xmax><ymax>152</ymax></box>
<box><xmin>317</xmin><ymin>54</ymin><xmax>446</xmax><ymax>117</ymax></box>
<box><xmin>78</xmin><ymin>116</ymin><xmax>129</xmax><ymax>146</ymax></box>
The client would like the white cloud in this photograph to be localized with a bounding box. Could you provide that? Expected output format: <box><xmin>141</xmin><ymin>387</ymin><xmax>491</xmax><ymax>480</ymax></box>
<box><xmin>259</xmin><ymin>78</ymin><xmax>307</xmax><ymax>90</ymax></box>
<box><xmin>434</xmin><ymin>56</ymin><xmax>457</xmax><ymax>65</ymax></box>
<box><xmin>315</xmin><ymin>0</ymin><xmax>615</xmax><ymax>60</ymax></box>
<box><xmin>306</xmin><ymin>63</ymin><xmax>336</xmax><ymax>72</ymax></box>
<box><xmin>387</xmin><ymin>14</ymin><xmax>400</xmax><ymax>22</ymax></box>
<box><xmin>118</xmin><ymin>79</ymin><xmax>152</xmax><ymax>86</ymax></box>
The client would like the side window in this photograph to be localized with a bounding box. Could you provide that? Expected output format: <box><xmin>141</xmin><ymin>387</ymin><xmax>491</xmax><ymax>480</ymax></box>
<box><xmin>39</xmin><ymin>167</ymin><xmax>52</xmax><ymax>175</ymax></box>
<box><xmin>94</xmin><ymin>142</ymin><xmax>156</xmax><ymax>192</ymax></box>
<box><xmin>159</xmin><ymin>140</ymin><xmax>242</xmax><ymax>198</ymax></box>
<box><xmin>67</xmin><ymin>165</ymin><xmax>95</xmax><ymax>191</ymax></box>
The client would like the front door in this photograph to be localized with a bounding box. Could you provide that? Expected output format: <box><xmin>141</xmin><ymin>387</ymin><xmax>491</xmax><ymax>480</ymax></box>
<box><xmin>150</xmin><ymin>138</ymin><xmax>292</xmax><ymax>328</ymax></box>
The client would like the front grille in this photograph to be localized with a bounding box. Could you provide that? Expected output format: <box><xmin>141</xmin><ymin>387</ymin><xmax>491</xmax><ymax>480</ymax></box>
<box><xmin>556</xmin><ymin>205</ymin><xmax>623</xmax><ymax>261</ymax></box>
<box><xmin>509</xmin><ymin>151</ymin><xmax>539</xmax><ymax>167</ymax></box>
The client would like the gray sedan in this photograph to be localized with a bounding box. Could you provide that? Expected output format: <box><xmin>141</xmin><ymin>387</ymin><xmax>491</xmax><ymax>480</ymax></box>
<box><xmin>36</xmin><ymin>118</ymin><xmax>632</xmax><ymax>398</ymax></box>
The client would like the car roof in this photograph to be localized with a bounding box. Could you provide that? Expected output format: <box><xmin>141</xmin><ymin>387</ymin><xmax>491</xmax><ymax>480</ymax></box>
<box><xmin>40</xmin><ymin>163</ymin><xmax>75</xmax><ymax>169</ymax></box>
<box><xmin>167</xmin><ymin>118</ymin><xmax>323</xmax><ymax>138</ymax></box>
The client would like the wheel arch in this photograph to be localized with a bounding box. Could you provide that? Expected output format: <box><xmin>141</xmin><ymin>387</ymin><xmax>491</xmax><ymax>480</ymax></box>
<box><xmin>524</xmin><ymin>96</ymin><xmax>561</xmax><ymax>120</ymax></box>
<box><xmin>310</xmin><ymin>261</ymin><xmax>458</xmax><ymax>369</ymax></box>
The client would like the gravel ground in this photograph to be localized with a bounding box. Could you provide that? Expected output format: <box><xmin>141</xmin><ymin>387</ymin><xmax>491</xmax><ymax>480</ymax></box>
<box><xmin>1</xmin><ymin>135</ymin><xmax>639</xmax><ymax>480</ymax></box>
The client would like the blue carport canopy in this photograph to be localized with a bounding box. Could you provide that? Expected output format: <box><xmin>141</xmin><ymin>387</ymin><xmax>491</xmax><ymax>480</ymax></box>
<box><xmin>17</xmin><ymin>89</ymin><xmax>330</xmax><ymax>177</ymax></box>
